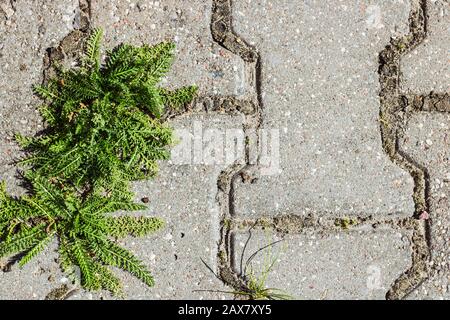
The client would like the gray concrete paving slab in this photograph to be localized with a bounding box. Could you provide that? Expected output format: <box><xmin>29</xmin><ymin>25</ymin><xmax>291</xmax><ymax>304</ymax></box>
<box><xmin>91</xmin><ymin>0</ymin><xmax>246</xmax><ymax>97</ymax></box>
<box><xmin>233</xmin><ymin>226</ymin><xmax>411</xmax><ymax>300</ymax></box>
<box><xmin>401</xmin><ymin>112</ymin><xmax>450</xmax><ymax>299</ymax></box>
<box><xmin>401</xmin><ymin>0</ymin><xmax>449</xmax><ymax>94</ymax></box>
<box><xmin>232</xmin><ymin>0</ymin><xmax>415</xmax><ymax>218</ymax></box>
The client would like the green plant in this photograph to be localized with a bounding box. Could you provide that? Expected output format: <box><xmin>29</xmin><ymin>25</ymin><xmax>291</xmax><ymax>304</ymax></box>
<box><xmin>235</xmin><ymin>232</ymin><xmax>292</xmax><ymax>300</ymax></box>
<box><xmin>233</xmin><ymin>270</ymin><xmax>292</xmax><ymax>300</ymax></box>
<box><xmin>334</xmin><ymin>217</ymin><xmax>358</xmax><ymax>230</ymax></box>
<box><xmin>197</xmin><ymin>226</ymin><xmax>293</xmax><ymax>300</ymax></box>
<box><xmin>0</xmin><ymin>28</ymin><xmax>197</xmax><ymax>295</ymax></box>
<box><xmin>19</xmin><ymin>28</ymin><xmax>196</xmax><ymax>198</ymax></box>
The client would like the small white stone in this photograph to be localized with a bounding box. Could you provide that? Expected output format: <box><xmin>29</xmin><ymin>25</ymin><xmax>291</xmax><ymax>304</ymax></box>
<box><xmin>0</xmin><ymin>4</ymin><xmax>15</xmax><ymax>18</ymax></box>
<box><xmin>163</xmin><ymin>233</ymin><xmax>173</xmax><ymax>241</ymax></box>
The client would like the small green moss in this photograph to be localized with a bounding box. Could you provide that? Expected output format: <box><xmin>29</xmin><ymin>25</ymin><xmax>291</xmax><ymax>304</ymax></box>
<box><xmin>222</xmin><ymin>218</ymin><xmax>232</xmax><ymax>229</ymax></box>
<box><xmin>218</xmin><ymin>250</ymin><xmax>227</xmax><ymax>264</ymax></box>
<box><xmin>45</xmin><ymin>284</ymin><xmax>71</xmax><ymax>300</ymax></box>
<box><xmin>334</xmin><ymin>217</ymin><xmax>358</xmax><ymax>230</ymax></box>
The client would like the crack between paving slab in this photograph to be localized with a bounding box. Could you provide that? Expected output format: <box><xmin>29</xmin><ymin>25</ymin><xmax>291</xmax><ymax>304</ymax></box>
<box><xmin>162</xmin><ymin>95</ymin><xmax>256</xmax><ymax>121</ymax></box>
<box><xmin>210</xmin><ymin>0</ymin><xmax>448</xmax><ymax>300</ymax></box>
<box><xmin>378</xmin><ymin>0</ymin><xmax>449</xmax><ymax>300</ymax></box>
<box><xmin>401</xmin><ymin>92</ymin><xmax>450</xmax><ymax>113</ymax></box>
<box><xmin>226</xmin><ymin>215</ymin><xmax>423</xmax><ymax>239</ymax></box>
<box><xmin>223</xmin><ymin>212</ymin><xmax>427</xmax><ymax>298</ymax></box>
<box><xmin>34</xmin><ymin>0</ymin><xmax>446</xmax><ymax>300</ymax></box>
<box><xmin>211</xmin><ymin>0</ymin><xmax>264</xmax><ymax>294</ymax></box>
<box><xmin>42</xmin><ymin>0</ymin><xmax>92</xmax><ymax>84</ymax></box>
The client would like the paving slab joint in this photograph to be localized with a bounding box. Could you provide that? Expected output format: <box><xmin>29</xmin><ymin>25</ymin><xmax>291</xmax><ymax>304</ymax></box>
<box><xmin>212</xmin><ymin>0</ymin><xmax>442</xmax><ymax>300</ymax></box>
<box><xmin>42</xmin><ymin>0</ymin><xmax>92</xmax><ymax>83</ymax></box>
<box><xmin>377</xmin><ymin>0</ymin><xmax>449</xmax><ymax>299</ymax></box>
<box><xmin>210</xmin><ymin>0</ymin><xmax>265</xmax><ymax>294</ymax></box>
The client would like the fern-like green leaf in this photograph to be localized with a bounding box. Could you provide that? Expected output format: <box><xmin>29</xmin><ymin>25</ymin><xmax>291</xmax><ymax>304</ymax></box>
<box><xmin>84</xmin><ymin>28</ymin><xmax>103</xmax><ymax>71</ymax></box>
<box><xmin>18</xmin><ymin>231</ymin><xmax>55</xmax><ymax>267</ymax></box>
<box><xmin>34</xmin><ymin>84</ymin><xmax>57</xmax><ymax>101</ymax></box>
<box><xmin>94</xmin><ymin>240</ymin><xmax>155</xmax><ymax>287</ymax></box>
<box><xmin>106</xmin><ymin>216</ymin><xmax>164</xmax><ymax>238</ymax></box>
<box><xmin>72</xmin><ymin>238</ymin><xmax>100</xmax><ymax>290</ymax></box>
<box><xmin>93</xmin><ymin>262</ymin><xmax>123</xmax><ymax>296</ymax></box>
<box><xmin>144</xmin><ymin>42</ymin><xmax>176</xmax><ymax>85</ymax></box>
<box><xmin>0</xmin><ymin>28</ymin><xmax>196</xmax><ymax>295</ymax></box>
<box><xmin>160</xmin><ymin>85</ymin><xmax>198</xmax><ymax>110</ymax></box>
<box><xmin>58</xmin><ymin>235</ymin><xmax>80</xmax><ymax>285</ymax></box>
<box><xmin>0</xmin><ymin>224</ymin><xmax>47</xmax><ymax>258</ymax></box>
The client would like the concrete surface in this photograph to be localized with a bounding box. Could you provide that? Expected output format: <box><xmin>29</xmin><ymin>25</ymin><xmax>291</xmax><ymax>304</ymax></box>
<box><xmin>0</xmin><ymin>0</ymin><xmax>448</xmax><ymax>300</ymax></box>
<box><xmin>232</xmin><ymin>0</ymin><xmax>415</xmax><ymax>218</ymax></box>
<box><xmin>91</xmin><ymin>0</ymin><xmax>245</xmax><ymax>97</ymax></box>
<box><xmin>401</xmin><ymin>0</ymin><xmax>449</xmax><ymax>93</ymax></box>
<box><xmin>402</xmin><ymin>112</ymin><xmax>450</xmax><ymax>299</ymax></box>
<box><xmin>233</xmin><ymin>226</ymin><xmax>412</xmax><ymax>300</ymax></box>
<box><xmin>0</xmin><ymin>0</ymin><xmax>79</xmax><ymax>195</ymax></box>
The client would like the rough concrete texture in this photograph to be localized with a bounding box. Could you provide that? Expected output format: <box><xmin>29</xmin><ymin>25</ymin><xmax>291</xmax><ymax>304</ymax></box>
<box><xmin>401</xmin><ymin>112</ymin><xmax>450</xmax><ymax>300</ymax></box>
<box><xmin>91</xmin><ymin>0</ymin><xmax>246</xmax><ymax>97</ymax></box>
<box><xmin>401</xmin><ymin>0</ymin><xmax>449</xmax><ymax>93</ymax></box>
<box><xmin>0</xmin><ymin>0</ymin><xmax>79</xmax><ymax>195</ymax></box>
<box><xmin>0</xmin><ymin>0</ymin><xmax>449</xmax><ymax>300</ymax></box>
<box><xmin>232</xmin><ymin>0</ymin><xmax>415</xmax><ymax>218</ymax></box>
<box><xmin>233</xmin><ymin>227</ymin><xmax>412</xmax><ymax>300</ymax></box>
<box><xmin>111</xmin><ymin>114</ymin><xmax>244</xmax><ymax>299</ymax></box>
<box><xmin>0</xmin><ymin>241</ymin><xmax>69</xmax><ymax>299</ymax></box>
